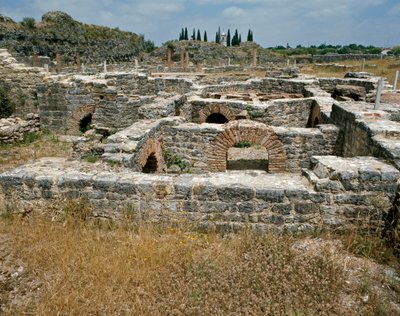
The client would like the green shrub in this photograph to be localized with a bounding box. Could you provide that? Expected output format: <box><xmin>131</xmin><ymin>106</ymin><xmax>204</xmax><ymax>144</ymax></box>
<box><xmin>163</xmin><ymin>149</ymin><xmax>189</xmax><ymax>172</ymax></box>
<box><xmin>82</xmin><ymin>153</ymin><xmax>98</xmax><ymax>163</ymax></box>
<box><xmin>20</xmin><ymin>17</ymin><xmax>36</xmax><ymax>29</ymax></box>
<box><xmin>234</xmin><ymin>141</ymin><xmax>253</xmax><ymax>148</ymax></box>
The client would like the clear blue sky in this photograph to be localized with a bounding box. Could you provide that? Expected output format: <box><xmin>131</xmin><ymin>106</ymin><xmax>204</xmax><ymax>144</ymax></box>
<box><xmin>1</xmin><ymin>0</ymin><xmax>399</xmax><ymax>47</ymax></box>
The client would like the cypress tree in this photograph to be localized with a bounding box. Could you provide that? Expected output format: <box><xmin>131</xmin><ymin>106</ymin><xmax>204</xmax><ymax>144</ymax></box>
<box><xmin>250</xmin><ymin>30</ymin><xmax>253</xmax><ymax>42</ymax></box>
<box><xmin>227</xmin><ymin>29</ymin><xmax>231</xmax><ymax>47</ymax></box>
<box><xmin>192</xmin><ymin>29</ymin><xmax>195</xmax><ymax>40</ymax></box>
<box><xmin>204</xmin><ymin>31</ymin><xmax>208</xmax><ymax>42</ymax></box>
<box><xmin>197</xmin><ymin>29</ymin><xmax>201</xmax><ymax>41</ymax></box>
<box><xmin>239</xmin><ymin>34</ymin><xmax>241</xmax><ymax>45</ymax></box>
<box><xmin>184</xmin><ymin>27</ymin><xmax>188</xmax><ymax>40</ymax></box>
<box><xmin>179</xmin><ymin>28</ymin><xmax>184</xmax><ymax>41</ymax></box>
<box><xmin>232</xmin><ymin>29</ymin><xmax>239</xmax><ymax>46</ymax></box>
<box><xmin>247</xmin><ymin>29</ymin><xmax>251</xmax><ymax>42</ymax></box>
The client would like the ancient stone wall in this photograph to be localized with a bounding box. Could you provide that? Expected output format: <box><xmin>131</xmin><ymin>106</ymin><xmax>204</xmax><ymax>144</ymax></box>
<box><xmin>0</xmin><ymin>49</ymin><xmax>45</xmax><ymax>116</ymax></box>
<box><xmin>253</xmin><ymin>99</ymin><xmax>315</xmax><ymax>127</ymax></box>
<box><xmin>331</xmin><ymin>103</ymin><xmax>375</xmax><ymax>157</ymax></box>
<box><xmin>201</xmin><ymin>78</ymin><xmax>311</xmax><ymax>97</ymax></box>
<box><xmin>160</xmin><ymin>120</ymin><xmax>339</xmax><ymax>173</ymax></box>
<box><xmin>38</xmin><ymin>73</ymin><xmax>192</xmax><ymax>134</ymax></box>
<box><xmin>319</xmin><ymin>78</ymin><xmax>376</xmax><ymax>94</ymax></box>
<box><xmin>0</xmin><ymin>114</ymin><xmax>40</xmax><ymax>143</ymax></box>
<box><xmin>0</xmin><ymin>156</ymin><xmax>397</xmax><ymax>232</ymax></box>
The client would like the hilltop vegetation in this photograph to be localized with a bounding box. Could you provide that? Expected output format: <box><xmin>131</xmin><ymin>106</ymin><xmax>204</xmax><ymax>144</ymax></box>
<box><xmin>269</xmin><ymin>43</ymin><xmax>385</xmax><ymax>56</ymax></box>
<box><xmin>0</xmin><ymin>11</ymin><xmax>145</xmax><ymax>63</ymax></box>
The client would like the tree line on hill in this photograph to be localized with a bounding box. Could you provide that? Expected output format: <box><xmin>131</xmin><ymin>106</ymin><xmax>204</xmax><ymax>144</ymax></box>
<box><xmin>178</xmin><ymin>27</ymin><xmax>254</xmax><ymax>46</ymax></box>
<box><xmin>268</xmin><ymin>43</ymin><xmax>391</xmax><ymax>56</ymax></box>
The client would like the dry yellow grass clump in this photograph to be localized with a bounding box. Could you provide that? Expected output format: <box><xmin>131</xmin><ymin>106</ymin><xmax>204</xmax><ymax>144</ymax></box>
<box><xmin>0</xmin><ymin>200</ymin><xmax>399</xmax><ymax>316</ymax></box>
<box><xmin>0</xmin><ymin>213</ymin><xmax>344</xmax><ymax>315</ymax></box>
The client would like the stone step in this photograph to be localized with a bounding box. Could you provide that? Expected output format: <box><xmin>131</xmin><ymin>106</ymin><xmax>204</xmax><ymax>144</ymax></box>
<box><xmin>101</xmin><ymin>153</ymin><xmax>133</xmax><ymax>165</ymax></box>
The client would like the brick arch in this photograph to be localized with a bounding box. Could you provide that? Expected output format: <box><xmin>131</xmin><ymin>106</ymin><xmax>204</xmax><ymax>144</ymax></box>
<box><xmin>137</xmin><ymin>138</ymin><xmax>166</xmax><ymax>173</ymax></box>
<box><xmin>198</xmin><ymin>104</ymin><xmax>236</xmax><ymax>123</ymax></box>
<box><xmin>207</xmin><ymin>120</ymin><xmax>287</xmax><ymax>172</ymax></box>
<box><xmin>306</xmin><ymin>101</ymin><xmax>322</xmax><ymax>128</ymax></box>
<box><xmin>67</xmin><ymin>104</ymin><xmax>95</xmax><ymax>135</ymax></box>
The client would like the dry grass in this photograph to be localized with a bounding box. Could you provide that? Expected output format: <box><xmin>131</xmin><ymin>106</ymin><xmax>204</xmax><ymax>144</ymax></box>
<box><xmin>0</xmin><ymin>214</ymin><xmax>344</xmax><ymax>315</ymax></box>
<box><xmin>0</xmin><ymin>199</ymin><xmax>399</xmax><ymax>315</ymax></box>
<box><xmin>0</xmin><ymin>131</ymin><xmax>72</xmax><ymax>173</ymax></box>
<box><xmin>301</xmin><ymin>57</ymin><xmax>400</xmax><ymax>85</ymax></box>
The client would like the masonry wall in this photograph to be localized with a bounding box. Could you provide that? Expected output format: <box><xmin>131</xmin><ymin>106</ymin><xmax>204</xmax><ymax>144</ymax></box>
<box><xmin>160</xmin><ymin>121</ymin><xmax>340</xmax><ymax>173</ymax></box>
<box><xmin>330</xmin><ymin>104</ymin><xmax>374</xmax><ymax>157</ymax></box>
<box><xmin>252</xmin><ymin>99</ymin><xmax>315</xmax><ymax>127</ymax></box>
<box><xmin>37</xmin><ymin>73</ymin><xmax>193</xmax><ymax>134</ymax></box>
<box><xmin>0</xmin><ymin>157</ymin><xmax>397</xmax><ymax>233</ymax></box>
<box><xmin>319</xmin><ymin>78</ymin><xmax>376</xmax><ymax>94</ymax></box>
<box><xmin>0</xmin><ymin>49</ymin><xmax>45</xmax><ymax>116</ymax></box>
<box><xmin>201</xmin><ymin>78</ymin><xmax>311</xmax><ymax>97</ymax></box>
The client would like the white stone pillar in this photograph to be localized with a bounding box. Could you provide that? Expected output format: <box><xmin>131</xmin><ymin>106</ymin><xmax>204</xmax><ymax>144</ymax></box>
<box><xmin>374</xmin><ymin>78</ymin><xmax>384</xmax><ymax>110</ymax></box>
<box><xmin>393</xmin><ymin>70</ymin><xmax>399</xmax><ymax>91</ymax></box>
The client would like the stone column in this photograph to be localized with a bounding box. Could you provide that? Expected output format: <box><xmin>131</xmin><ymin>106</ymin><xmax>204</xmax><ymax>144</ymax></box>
<box><xmin>180</xmin><ymin>48</ymin><xmax>185</xmax><ymax>68</ymax></box>
<box><xmin>56</xmin><ymin>53</ymin><xmax>62</xmax><ymax>73</ymax></box>
<box><xmin>167</xmin><ymin>48</ymin><xmax>172</xmax><ymax>67</ymax></box>
<box><xmin>32</xmin><ymin>53</ymin><xmax>40</xmax><ymax>67</ymax></box>
<box><xmin>252</xmin><ymin>48</ymin><xmax>257</xmax><ymax>68</ymax></box>
<box><xmin>76</xmin><ymin>53</ymin><xmax>81</xmax><ymax>73</ymax></box>
<box><xmin>185</xmin><ymin>51</ymin><xmax>189</xmax><ymax>69</ymax></box>
<box><xmin>374</xmin><ymin>78</ymin><xmax>384</xmax><ymax>110</ymax></box>
<box><xmin>393</xmin><ymin>70</ymin><xmax>399</xmax><ymax>91</ymax></box>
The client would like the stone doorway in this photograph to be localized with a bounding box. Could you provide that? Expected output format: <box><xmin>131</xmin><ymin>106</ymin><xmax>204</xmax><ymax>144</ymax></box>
<box><xmin>79</xmin><ymin>113</ymin><xmax>92</xmax><ymax>133</ymax></box>
<box><xmin>142</xmin><ymin>153</ymin><xmax>158</xmax><ymax>173</ymax></box>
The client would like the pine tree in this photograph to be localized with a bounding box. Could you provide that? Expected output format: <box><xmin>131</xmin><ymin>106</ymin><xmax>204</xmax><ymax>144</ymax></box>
<box><xmin>184</xmin><ymin>27</ymin><xmax>188</xmax><ymax>40</ymax></box>
<box><xmin>191</xmin><ymin>29</ymin><xmax>195</xmax><ymax>40</ymax></box>
<box><xmin>197</xmin><ymin>29</ymin><xmax>201</xmax><ymax>41</ymax></box>
<box><xmin>227</xmin><ymin>29</ymin><xmax>231</xmax><ymax>47</ymax></box>
<box><xmin>204</xmin><ymin>31</ymin><xmax>208</xmax><ymax>42</ymax></box>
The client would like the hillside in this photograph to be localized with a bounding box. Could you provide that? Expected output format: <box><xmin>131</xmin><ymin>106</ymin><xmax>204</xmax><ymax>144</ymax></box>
<box><xmin>0</xmin><ymin>11</ymin><xmax>144</xmax><ymax>63</ymax></box>
<box><xmin>152</xmin><ymin>40</ymin><xmax>283</xmax><ymax>66</ymax></box>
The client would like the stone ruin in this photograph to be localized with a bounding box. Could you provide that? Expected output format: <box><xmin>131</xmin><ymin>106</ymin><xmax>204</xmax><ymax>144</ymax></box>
<box><xmin>1</xmin><ymin>48</ymin><xmax>400</xmax><ymax>233</ymax></box>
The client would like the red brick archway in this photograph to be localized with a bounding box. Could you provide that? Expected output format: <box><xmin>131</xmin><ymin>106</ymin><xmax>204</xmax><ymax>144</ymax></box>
<box><xmin>67</xmin><ymin>104</ymin><xmax>95</xmax><ymax>135</ymax></box>
<box><xmin>137</xmin><ymin>138</ymin><xmax>166</xmax><ymax>173</ymax></box>
<box><xmin>198</xmin><ymin>104</ymin><xmax>236</xmax><ymax>123</ymax></box>
<box><xmin>207</xmin><ymin>120</ymin><xmax>287</xmax><ymax>172</ymax></box>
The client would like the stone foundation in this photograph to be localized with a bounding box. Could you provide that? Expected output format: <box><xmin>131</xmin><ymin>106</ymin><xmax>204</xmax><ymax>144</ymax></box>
<box><xmin>0</xmin><ymin>156</ymin><xmax>397</xmax><ymax>232</ymax></box>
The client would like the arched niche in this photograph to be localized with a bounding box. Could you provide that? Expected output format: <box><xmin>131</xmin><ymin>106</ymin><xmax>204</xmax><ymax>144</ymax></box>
<box><xmin>207</xmin><ymin>120</ymin><xmax>287</xmax><ymax>172</ymax></box>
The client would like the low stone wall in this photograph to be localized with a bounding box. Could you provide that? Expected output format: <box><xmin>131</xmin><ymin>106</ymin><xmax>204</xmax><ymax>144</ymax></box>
<box><xmin>201</xmin><ymin>78</ymin><xmax>313</xmax><ymax>97</ymax></box>
<box><xmin>0</xmin><ymin>156</ymin><xmax>397</xmax><ymax>232</ymax></box>
<box><xmin>319</xmin><ymin>78</ymin><xmax>376</xmax><ymax>94</ymax></box>
<box><xmin>0</xmin><ymin>114</ymin><xmax>40</xmax><ymax>143</ymax></box>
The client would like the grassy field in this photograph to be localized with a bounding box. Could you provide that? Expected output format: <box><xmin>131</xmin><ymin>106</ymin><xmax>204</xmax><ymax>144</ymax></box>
<box><xmin>300</xmin><ymin>58</ymin><xmax>400</xmax><ymax>86</ymax></box>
